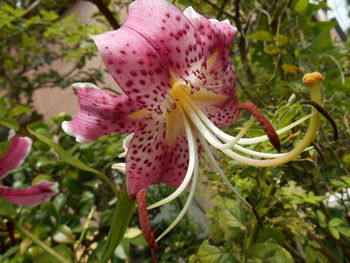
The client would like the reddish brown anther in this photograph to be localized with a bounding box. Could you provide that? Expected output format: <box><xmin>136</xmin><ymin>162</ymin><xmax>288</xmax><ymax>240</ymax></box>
<box><xmin>136</xmin><ymin>188</ymin><xmax>158</xmax><ymax>263</ymax></box>
<box><xmin>239</xmin><ymin>102</ymin><xmax>281</xmax><ymax>152</ymax></box>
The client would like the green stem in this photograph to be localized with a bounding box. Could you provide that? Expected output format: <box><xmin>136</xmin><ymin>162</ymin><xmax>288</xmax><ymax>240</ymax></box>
<box><xmin>246</xmin><ymin>182</ymin><xmax>274</xmax><ymax>249</ymax></box>
<box><xmin>100</xmin><ymin>187</ymin><xmax>135</xmax><ymax>263</ymax></box>
<box><xmin>74</xmin><ymin>206</ymin><xmax>95</xmax><ymax>257</ymax></box>
<box><xmin>15</xmin><ymin>222</ymin><xmax>70</xmax><ymax>263</ymax></box>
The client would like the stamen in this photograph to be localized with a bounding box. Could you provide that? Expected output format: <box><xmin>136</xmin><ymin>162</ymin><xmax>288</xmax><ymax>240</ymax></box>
<box><xmin>156</xmin><ymin>155</ymin><xmax>199</xmax><ymax>241</ymax></box>
<box><xmin>239</xmin><ymin>102</ymin><xmax>281</xmax><ymax>152</ymax></box>
<box><xmin>181</xmin><ymin>102</ymin><xmax>231</xmax><ymax>149</ymax></box>
<box><xmin>221</xmin><ymin>81</ymin><xmax>322</xmax><ymax>167</ymax></box>
<box><xmin>148</xmin><ymin>106</ymin><xmax>198</xmax><ymax>210</ymax></box>
<box><xmin>198</xmin><ymin>134</ymin><xmax>251</xmax><ymax>207</ymax></box>
<box><xmin>180</xmin><ymin>90</ymin><xmax>315</xmax><ymax>146</ymax></box>
<box><xmin>300</xmin><ymin>100</ymin><xmax>338</xmax><ymax>141</ymax></box>
<box><xmin>221</xmin><ymin>117</ymin><xmax>255</xmax><ymax>149</ymax></box>
<box><xmin>136</xmin><ymin>189</ymin><xmax>158</xmax><ymax>262</ymax></box>
<box><xmin>232</xmin><ymin>144</ymin><xmax>288</xmax><ymax>158</ymax></box>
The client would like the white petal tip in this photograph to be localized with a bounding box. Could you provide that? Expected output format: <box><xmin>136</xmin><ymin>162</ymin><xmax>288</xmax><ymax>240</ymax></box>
<box><xmin>232</xmin><ymin>26</ymin><xmax>238</xmax><ymax>34</ymax></box>
<box><xmin>8</xmin><ymin>130</ymin><xmax>16</xmax><ymax>139</ymax></box>
<box><xmin>129</xmin><ymin>0</ymin><xmax>137</xmax><ymax>10</ymax></box>
<box><xmin>112</xmin><ymin>163</ymin><xmax>126</xmax><ymax>174</ymax></box>
<box><xmin>183</xmin><ymin>6</ymin><xmax>200</xmax><ymax>19</ymax></box>
<box><xmin>209</xmin><ymin>18</ymin><xmax>219</xmax><ymax>23</ymax></box>
<box><xmin>49</xmin><ymin>182</ymin><xmax>59</xmax><ymax>193</ymax></box>
<box><xmin>222</xmin><ymin>19</ymin><xmax>231</xmax><ymax>25</ymax></box>
<box><xmin>61</xmin><ymin>121</ymin><xmax>71</xmax><ymax>136</ymax></box>
<box><xmin>72</xmin><ymin>82</ymin><xmax>99</xmax><ymax>90</ymax></box>
<box><xmin>62</xmin><ymin>121</ymin><xmax>87</xmax><ymax>143</ymax></box>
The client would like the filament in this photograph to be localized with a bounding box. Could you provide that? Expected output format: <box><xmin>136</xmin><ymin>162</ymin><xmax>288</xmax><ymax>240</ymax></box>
<box><xmin>148</xmin><ymin>106</ymin><xmax>198</xmax><ymax>210</ymax></box>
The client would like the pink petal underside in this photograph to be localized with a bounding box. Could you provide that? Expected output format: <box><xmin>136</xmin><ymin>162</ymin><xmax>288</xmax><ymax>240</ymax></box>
<box><xmin>0</xmin><ymin>134</ymin><xmax>31</xmax><ymax>180</ymax></box>
<box><xmin>123</xmin><ymin>0</ymin><xmax>206</xmax><ymax>89</ymax></box>
<box><xmin>62</xmin><ymin>83</ymin><xmax>143</xmax><ymax>143</ymax></box>
<box><xmin>92</xmin><ymin>29</ymin><xmax>171</xmax><ymax>114</ymax></box>
<box><xmin>125</xmin><ymin>114</ymin><xmax>191</xmax><ymax>196</ymax></box>
<box><xmin>0</xmin><ymin>181</ymin><xmax>58</xmax><ymax>206</ymax></box>
<box><xmin>184</xmin><ymin>8</ymin><xmax>239</xmax><ymax>126</ymax></box>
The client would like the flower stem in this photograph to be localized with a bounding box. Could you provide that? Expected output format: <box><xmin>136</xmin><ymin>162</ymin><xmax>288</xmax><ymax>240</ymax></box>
<box><xmin>74</xmin><ymin>206</ymin><xmax>95</xmax><ymax>257</ymax></box>
<box><xmin>15</xmin><ymin>222</ymin><xmax>70</xmax><ymax>263</ymax></box>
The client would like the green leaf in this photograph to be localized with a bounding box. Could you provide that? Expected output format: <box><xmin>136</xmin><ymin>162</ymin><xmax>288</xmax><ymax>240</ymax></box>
<box><xmin>247</xmin><ymin>242</ymin><xmax>294</xmax><ymax>263</ymax></box>
<box><xmin>316</xmin><ymin>210</ymin><xmax>327</xmax><ymax>228</ymax></box>
<box><xmin>100</xmin><ymin>187</ymin><xmax>135</xmax><ymax>263</ymax></box>
<box><xmin>8</xmin><ymin>106</ymin><xmax>31</xmax><ymax>117</ymax></box>
<box><xmin>311</xmin><ymin>31</ymin><xmax>332</xmax><ymax>52</ymax></box>
<box><xmin>337</xmin><ymin>226</ymin><xmax>350</xmax><ymax>237</ymax></box>
<box><xmin>329</xmin><ymin>226</ymin><xmax>340</xmax><ymax>239</ymax></box>
<box><xmin>0</xmin><ymin>99</ymin><xmax>7</xmax><ymax>118</ymax></box>
<box><xmin>342</xmin><ymin>154</ymin><xmax>350</xmax><ymax>165</ymax></box>
<box><xmin>247</xmin><ymin>31</ymin><xmax>272</xmax><ymax>41</ymax></box>
<box><xmin>28</xmin><ymin>124</ymin><xmax>118</xmax><ymax>196</ymax></box>
<box><xmin>0</xmin><ymin>118</ymin><xmax>19</xmax><ymax>131</ymax></box>
<box><xmin>0</xmin><ymin>246</ymin><xmax>19</xmax><ymax>261</ymax></box>
<box><xmin>329</xmin><ymin>218</ymin><xmax>343</xmax><ymax>228</ymax></box>
<box><xmin>0</xmin><ymin>141</ymin><xmax>11</xmax><ymax>157</ymax></box>
<box><xmin>197</xmin><ymin>240</ymin><xmax>240</xmax><ymax>263</ymax></box>
<box><xmin>33</xmin><ymin>245</ymin><xmax>73</xmax><ymax>263</ymax></box>
<box><xmin>294</xmin><ymin>0</ymin><xmax>309</xmax><ymax>13</ymax></box>
<box><xmin>0</xmin><ymin>196</ymin><xmax>17</xmax><ymax>216</ymax></box>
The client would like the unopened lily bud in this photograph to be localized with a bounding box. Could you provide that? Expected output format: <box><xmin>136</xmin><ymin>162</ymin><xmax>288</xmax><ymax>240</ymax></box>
<box><xmin>302</xmin><ymin>72</ymin><xmax>324</xmax><ymax>85</ymax></box>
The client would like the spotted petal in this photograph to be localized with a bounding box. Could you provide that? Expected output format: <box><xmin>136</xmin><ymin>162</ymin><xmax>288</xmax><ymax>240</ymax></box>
<box><xmin>0</xmin><ymin>181</ymin><xmax>58</xmax><ymax>206</ymax></box>
<box><xmin>123</xmin><ymin>0</ymin><xmax>206</xmax><ymax>88</ymax></box>
<box><xmin>92</xmin><ymin>28</ymin><xmax>171</xmax><ymax>114</ymax></box>
<box><xmin>0</xmin><ymin>133</ymin><xmax>31</xmax><ymax>179</ymax></box>
<box><xmin>184</xmin><ymin>7</ymin><xmax>239</xmax><ymax>126</ymax></box>
<box><xmin>126</xmin><ymin>113</ymin><xmax>191</xmax><ymax>196</ymax></box>
<box><xmin>62</xmin><ymin>83</ymin><xmax>144</xmax><ymax>142</ymax></box>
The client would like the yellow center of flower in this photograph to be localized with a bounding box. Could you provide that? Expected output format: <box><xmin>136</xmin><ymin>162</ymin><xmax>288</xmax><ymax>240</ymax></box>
<box><xmin>165</xmin><ymin>82</ymin><xmax>228</xmax><ymax>147</ymax></box>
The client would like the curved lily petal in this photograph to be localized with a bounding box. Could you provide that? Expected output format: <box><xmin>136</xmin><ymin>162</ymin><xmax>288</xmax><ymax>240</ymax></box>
<box><xmin>62</xmin><ymin>83</ymin><xmax>143</xmax><ymax>142</ymax></box>
<box><xmin>0</xmin><ymin>181</ymin><xmax>58</xmax><ymax>206</ymax></box>
<box><xmin>126</xmin><ymin>113</ymin><xmax>192</xmax><ymax>196</ymax></box>
<box><xmin>92</xmin><ymin>28</ymin><xmax>172</xmax><ymax>114</ymax></box>
<box><xmin>184</xmin><ymin>7</ymin><xmax>237</xmax><ymax>66</ymax></box>
<box><xmin>123</xmin><ymin>0</ymin><xmax>205</xmax><ymax>87</ymax></box>
<box><xmin>0</xmin><ymin>132</ymin><xmax>31</xmax><ymax>179</ymax></box>
<box><xmin>184</xmin><ymin>7</ymin><xmax>239</xmax><ymax>126</ymax></box>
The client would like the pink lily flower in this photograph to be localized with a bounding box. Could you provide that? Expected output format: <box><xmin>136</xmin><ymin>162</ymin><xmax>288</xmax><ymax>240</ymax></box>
<box><xmin>0</xmin><ymin>132</ymin><xmax>58</xmax><ymax>206</ymax></box>
<box><xmin>63</xmin><ymin>0</ymin><xmax>322</xmax><ymax>240</ymax></box>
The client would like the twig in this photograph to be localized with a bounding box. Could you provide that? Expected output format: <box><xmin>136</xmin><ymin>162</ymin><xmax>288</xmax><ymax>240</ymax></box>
<box><xmin>217</xmin><ymin>0</ymin><xmax>229</xmax><ymax>19</ymax></box>
<box><xmin>308</xmin><ymin>230</ymin><xmax>342</xmax><ymax>263</ymax></box>
<box><xmin>91</xmin><ymin>0</ymin><xmax>120</xmax><ymax>29</ymax></box>
<box><xmin>74</xmin><ymin>206</ymin><xmax>96</xmax><ymax>259</ymax></box>
<box><xmin>233</xmin><ymin>0</ymin><xmax>255</xmax><ymax>84</ymax></box>
<box><xmin>203</xmin><ymin>0</ymin><xmax>236</xmax><ymax>20</ymax></box>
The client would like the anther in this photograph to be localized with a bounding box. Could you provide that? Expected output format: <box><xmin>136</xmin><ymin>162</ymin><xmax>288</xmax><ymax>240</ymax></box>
<box><xmin>239</xmin><ymin>102</ymin><xmax>281</xmax><ymax>152</ymax></box>
<box><xmin>302</xmin><ymin>72</ymin><xmax>324</xmax><ymax>85</ymax></box>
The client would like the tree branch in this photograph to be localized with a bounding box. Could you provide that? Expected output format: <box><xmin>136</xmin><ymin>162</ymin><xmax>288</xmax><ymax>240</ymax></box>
<box><xmin>91</xmin><ymin>0</ymin><xmax>120</xmax><ymax>29</ymax></box>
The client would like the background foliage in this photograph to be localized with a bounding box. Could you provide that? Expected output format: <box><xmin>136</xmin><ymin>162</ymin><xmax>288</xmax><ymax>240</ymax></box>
<box><xmin>0</xmin><ymin>0</ymin><xmax>350</xmax><ymax>262</ymax></box>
